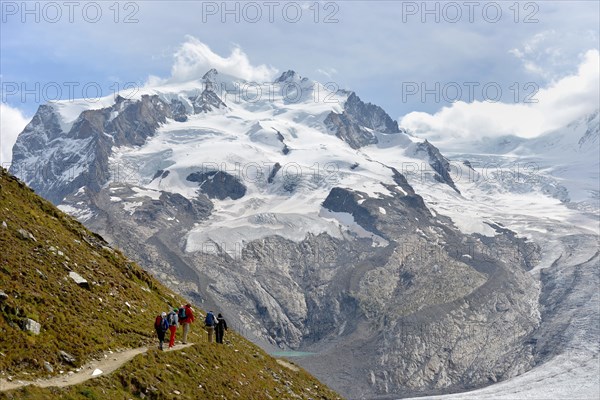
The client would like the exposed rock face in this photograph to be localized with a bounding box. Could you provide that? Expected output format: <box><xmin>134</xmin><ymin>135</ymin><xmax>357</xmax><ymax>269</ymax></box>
<box><xmin>411</xmin><ymin>140</ymin><xmax>461</xmax><ymax>193</ymax></box>
<box><xmin>169</xmin><ymin>99</ymin><xmax>188</xmax><ymax>122</ymax></box>
<box><xmin>325</xmin><ymin>92</ymin><xmax>400</xmax><ymax>149</ymax></box>
<box><xmin>292</xmin><ymin>183</ymin><xmax>540</xmax><ymax>398</ymax></box>
<box><xmin>274</xmin><ymin>129</ymin><xmax>291</xmax><ymax>155</ymax></box>
<box><xmin>186</xmin><ymin>171</ymin><xmax>246</xmax><ymax>200</ymax></box>
<box><xmin>190</xmin><ymin>90</ymin><xmax>226</xmax><ymax>113</ymax></box>
<box><xmin>322</xmin><ymin>187</ymin><xmax>384</xmax><ymax>236</ymax></box>
<box><xmin>275</xmin><ymin>70</ymin><xmax>299</xmax><ymax>83</ymax></box>
<box><xmin>344</xmin><ymin>92</ymin><xmax>400</xmax><ymax>134</ymax></box>
<box><xmin>576</xmin><ymin>109</ymin><xmax>599</xmax><ymax>148</ymax></box>
<box><xmin>325</xmin><ymin>112</ymin><xmax>379</xmax><ymax>149</ymax></box>
<box><xmin>10</xmin><ymin>95</ymin><xmax>184</xmax><ymax>203</ymax></box>
<box><xmin>203</xmin><ymin>68</ymin><xmax>219</xmax><ymax>88</ymax></box>
<box><xmin>187</xmin><ymin>68</ymin><xmax>228</xmax><ymax>113</ymax></box>
<box><xmin>268</xmin><ymin>163</ymin><xmax>282</xmax><ymax>184</ymax></box>
<box><xmin>59</xmin><ymin>182</ymin><xmax>213</xmax><ymax>299</ymax></box>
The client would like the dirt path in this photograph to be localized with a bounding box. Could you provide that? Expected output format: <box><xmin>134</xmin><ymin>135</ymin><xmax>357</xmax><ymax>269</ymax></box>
<box><xmin>0</xmin><ymin>343</ymin><xmax>194</xmax><ymax>392</ymax></box>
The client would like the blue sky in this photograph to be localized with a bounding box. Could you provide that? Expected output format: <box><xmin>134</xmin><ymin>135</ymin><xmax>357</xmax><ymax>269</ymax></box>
<box><xmin>1</xmin><ymin>1</ymin><xmax>599</xmax><ymax>163</ymax></box>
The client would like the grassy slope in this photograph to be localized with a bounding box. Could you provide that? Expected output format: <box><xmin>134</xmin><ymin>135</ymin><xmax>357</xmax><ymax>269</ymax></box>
<box><xmin>0</xmin><ymin>168</ymin><xmax>341</xmax><ymax>400</ymax></box>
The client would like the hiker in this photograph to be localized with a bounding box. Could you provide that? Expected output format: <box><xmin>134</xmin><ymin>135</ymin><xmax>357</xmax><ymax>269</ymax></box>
<box><xmin>179</xmin><ymin>304</ymin><xmax>195</xmax><ymax>344</ymax></box>
<box><xmin>205</xmin><ymin>310</ymin><xmax>216</xmax><ymax>343</ymax></box>
<box><xmin>167</xmin><ymin>308</ymin><xmax>179</xmax><ymax>349</ymax></box>
<box><xmin>215</xmin><ymin>313</ymin><xmax>228</xmax><ymax>344</ymax></box>
<box><xmin>154</xmin><ymin>312</ymin><xmax>169</xmax><ymax>351</ymax></box>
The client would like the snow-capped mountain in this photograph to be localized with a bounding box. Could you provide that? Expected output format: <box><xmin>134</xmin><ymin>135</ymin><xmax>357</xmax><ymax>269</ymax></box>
<box><xmin>9</xmin><ymin>69</ymin><xmax>598</xmax><ymax>399</ymax></box>
<box><xmin>425</xmin><ymin>110</ymin><xmax>600</xmax><ymax>215</ymax></box>
<box><xmin>406</xmin><ymin>111</ymin><xmax>599</xmax><ymax>400</ymax></box>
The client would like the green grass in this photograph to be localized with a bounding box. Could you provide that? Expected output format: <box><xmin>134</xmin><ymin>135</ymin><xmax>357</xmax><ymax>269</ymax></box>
<box><xmin>0</xmin><ymin>169</ymin><xmax>180</xmax><ymax>379</ymax></box>
<box><xmin>2</xmin><ymin>336</ymin><xmax>341</xmax><ymax>399</ymax></box>
<box><xmin>0</xmin><ymin>168</ymin><xmax>342</xmax><ymax>399</ymax></box>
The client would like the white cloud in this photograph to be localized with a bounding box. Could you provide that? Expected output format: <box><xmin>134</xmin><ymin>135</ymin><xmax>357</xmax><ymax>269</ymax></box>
<box><xmin>400</xmin><ymin>49</ymin><xmax>600</xmax><ymax>146</ymax></box>
<box><xmin>159</xmin><ymin>36</ymin><xmax>278</xmax><ymax>84</ymax></box>
<box><xmin>0</xmin><ymin>103</ymin><xmax>30</xmax><ymax>167</ymax></box>
<box><xmin>509</xmin><ymin>30</ymin><xmax>599</xmax><ymax>81</ymax></box>
<box><xmin>316</xmin><ymin>67</ymin><xmax>338</xmax><ymax>79</ymax></box>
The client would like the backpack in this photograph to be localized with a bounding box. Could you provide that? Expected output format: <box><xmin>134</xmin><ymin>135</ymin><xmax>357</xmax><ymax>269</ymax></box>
<box><xmin>205</xmin><ymin>312</ymin><xmax>215</xmax><ymax>327</ymax></box>
<box><xmin>154</xmin><ymin>315</ymin><xmax>162</xmax><ymax>329</ymax></box>
<box><xmin>168</xmin><ymin>312</ymin><xmax>177</xmax><ymax>326</ymax></box>
<box><xmin>178</xmin><ymin>307</ymin><xmax>187</xmax><ymax>321</ymax></box>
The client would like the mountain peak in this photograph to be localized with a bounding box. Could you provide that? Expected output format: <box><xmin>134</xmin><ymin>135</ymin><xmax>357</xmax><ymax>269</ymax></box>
<box><xmin>202</xmin><ymin>68</ymin><xmax>219</xmax><ymax>82</ymax></box>
<box><xmin>275</xmin><ymin>70</ymin><xmax>299</xmax><ymax>83</ymax></box>
<box><xmin>202</xmin><ymin>68</ymin><xmax>219</xmax><ymax>92</ymax></box>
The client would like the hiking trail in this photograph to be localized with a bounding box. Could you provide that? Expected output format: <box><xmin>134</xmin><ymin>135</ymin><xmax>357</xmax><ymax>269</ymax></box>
<box><xmin>0</xmin><ymin>343</ymin><xmax>194</xmax><ymax>392</ymax></box>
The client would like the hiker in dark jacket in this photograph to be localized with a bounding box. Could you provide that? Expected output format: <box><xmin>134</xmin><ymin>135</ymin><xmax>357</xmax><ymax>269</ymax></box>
<box><xmin>154</xmin><ymin>312</ymin><xmax>169</xmax><ymax>351</ymax></box>
<box><xmin>215</xmin><ymin>313</ymin><xmax>228</xmax><ymax>344</ymax></box>
<box><xmin>205</xmin><ymin>311</ymin><xmax>216</xmax><ymax>343</ymax></box>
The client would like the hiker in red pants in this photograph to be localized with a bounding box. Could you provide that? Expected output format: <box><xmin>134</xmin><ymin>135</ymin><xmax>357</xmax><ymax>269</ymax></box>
<box><xmin>167</xmin><ymin>308</ymin><xmax>179</xmax><ymax>349</ymax></box>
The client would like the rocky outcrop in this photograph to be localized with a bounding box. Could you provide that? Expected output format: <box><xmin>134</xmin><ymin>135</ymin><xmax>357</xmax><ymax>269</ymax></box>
<box><xmin>322</xmin><ymin>188</ymin><xmax>382</xmax><ymax>236</ymax></box>
<box><xmin>275</xmin><ymin>70</ymin><xmax>299</xmax><ymax>83</ymax></box>
<box><xmin>10</xmin><ymin>95</ymin><xmax>185</xmax><ymax>204</ymax></box>
<box><xmin>169</xmin><ymin>99</ymin><xmax>188</xmax><ymax>122</ymax></box>
<box><xmin>188</xmin><ymin>68</ymin><xmax>227</xmax><ymax>113</ymax></box>
<box><xmin>268</xmin><ymin>163</ymin><xmax>282</xmax><ymax>184</ymax></box>
<box><xmin>274</xmin><ymin>129</ymin><xmax>291</xmax><ymax>155</ymax></box>
<box><xmin>325</xmin><ymin>92</ymin><xmax>401</xmax><ymax>149</ymax></box>
<box><xmin>190</xmin><ymin>89</ymin><xmax>226</xmax><ymax>113</ymax></box>
<box><xmin>186</xmin><ymin>171</ymin><xmax>246</xmax><ymax>200</ymax></box>
<box><xmin>325</xmin><ymin>112</ymin><xmax>379</xmax><ymax>149</ymax></box>
<box><xmin>292</xmin><ymin>183</ymin><xmax>540</xmax><ymax>398</ymax></box>
<box><xmin>344</xmin><ymin>92</ymin><xmax>400</xmax><ymax>134</ymax></box>
<box><xmin>411</xmin><ymin>140</ymin><xmax>460</xmax><ymax>193</ymax></box>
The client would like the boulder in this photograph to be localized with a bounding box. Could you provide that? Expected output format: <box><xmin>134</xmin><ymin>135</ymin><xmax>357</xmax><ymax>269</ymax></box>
<box><xmin>17</xmin><ymin>228</ymin><xmax>37</xmax><ymax>242</ymax></box>
<box><xmin>43</xmin><ymin>361</ymin><xmax>54</xmax><ymax>373</ymax></box>
<box><xmin>68</xmin><ymin>271</ymin><xmax>89</xmax><ymax>288</ymax></box>
<box><xmin>58</xmin><ymin>350</ymin><xmax>77</xmax><ymax>365</ymax></box>
<box><xmin>22</xmin><ymin>318</ymin><xmax>41</xmax><ymax>335</ymax></box>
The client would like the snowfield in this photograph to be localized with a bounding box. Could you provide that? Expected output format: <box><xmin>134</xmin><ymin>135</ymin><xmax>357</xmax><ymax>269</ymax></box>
<box><xmin>402</xmin><ymin>112</ymin><xmax>599</xmax><ymax>400</ymax></box>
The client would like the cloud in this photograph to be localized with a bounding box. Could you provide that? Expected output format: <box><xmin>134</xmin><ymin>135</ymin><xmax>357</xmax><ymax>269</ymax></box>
<box><xmin>316</xmin><ymin>67</ymin><xmax>338</xmax><ymax>79</ymax></box>
<box><xmin>158</xmin><ymin>36</ymin><xmax>278</xmax><ymax>84</ymax></box>
<box><xmin>509</xmin><ymin>30</ymin><xmax>599</xmax><ymax>81</ymax></box>
<box><xmin>0</xmin><ymin>103</ymin><xmax>30</xmax><ymax>167</ymax></box>
<box><xmin>400</xmin><ymin>49</ymin><xmax>600</xmax><ymax>146</ymax></box>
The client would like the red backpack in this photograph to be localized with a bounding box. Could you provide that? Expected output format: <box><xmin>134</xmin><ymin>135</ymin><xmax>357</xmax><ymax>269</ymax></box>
<box><xmin>154</xmin><ymin>315</ymin><xmax>162</xmax><ymax>329</ymax></box>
